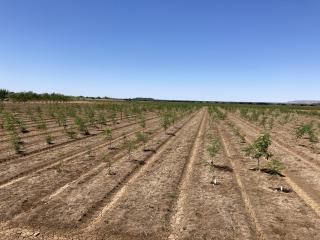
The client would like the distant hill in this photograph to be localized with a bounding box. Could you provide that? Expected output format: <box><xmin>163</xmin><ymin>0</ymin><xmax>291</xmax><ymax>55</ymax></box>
<box><xmin>287</xmin><ymin>100</ymin><xmax>320</xmax><ymax>105</ymax></box>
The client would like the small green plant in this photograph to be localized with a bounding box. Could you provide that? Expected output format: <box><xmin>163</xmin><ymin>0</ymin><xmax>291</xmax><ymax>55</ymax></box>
<box><xmin>266</xmin><ymin>158</ymin><xmax>284</xmax><ymax>175</ymax></box>
<box><xmin>122</xmin><ymin>136</ymin><xmax>137</xmax><ymax>161</ymax></box>
<box><xmin>45</xmin><ymin>133</ymin><xmax>54</xmax><ymax>144</ymax></box>
<box><xmin>135</xmin><ymin>131</ymin><xmax>149</xmax><ymax>150</ymax></box>
<box><xmin>66</xmin><ymin>126</ymin><xmax>77</xmax><ymax>139</ymax></box>
<box><xmin>86</xmin><ymin>108</ymin><xmax>96</xmax><ymax>127</ymax></box>
<box><xmin>104</xmin><ymin>128</ymin><xmax>113</xmax><ymax>149</ymax></box>
<box><xmin>139</xmin><ymin>114</ymin><xmax>146</xmax><ymax>130</ymax></box>
<box><xmin>111</xmin><ymin>111</ymin><xmax>117</xmax><ymax>125</ymax></box>
<box><xmin>57</xmin><ymin>112</ymin><xmax>67</xmax><ymax>128</ymax></box>
<box><xmin>19</xmin><ymin>121</ymin><xmax>28</xmax><ymax>133</ymax></box>
<box><xmin>295</xmin><ymin>123</ymin><xmax>318</xmax><ymax>143</ymax></box>
<box><xmin>75</xmin><ymin>116</ymin><xmax>89</xmax><ymax>135</ymax></box>
<box><xmin>161</xmin><ymin>113</ymin><xmax>171</xmax><ymax>134</ymax></box>
<box><xmin>0</xmin><ymin>89</ymin><xmax>9</xmax><ymax>101</ymax></box>
<box><xmin>259</xmin><ymin>116</ymin><xmax>267</xmax><ymax>129</ymax></box>
<box><xmin>10</xmin><ymin>132</ymin><xmax>23</xmax><ymax>154</ymax></box>
<box><xmin>268</xmin><ymin>117</ymin><xmax>274</xmax><ymax>130</ymax></box>
<box><xmin>206</xmin><ymin>136</ymin><xmax>221</xmax><ymax>185</ymax></box>
<box><xmin>234</xmin><ymin>127</ymin><xmax>246</xmax><ymax>143</ymax></box>
<box><xmin>245</xmin><ymin>133</ymin><xmax>272</xmax><ymax>171</ymax></box>
<box><xmin>207</xmin><ymin>136</ymin><xmax>221</xmax><ymax>165</ymax></box>
<box><xmin>98</xmin><ymin>112</ymin><xmax>107</xmax><ymax>126</ymax></box>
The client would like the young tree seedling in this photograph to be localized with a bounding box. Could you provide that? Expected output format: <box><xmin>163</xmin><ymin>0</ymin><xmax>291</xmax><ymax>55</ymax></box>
<box><xmin>135</xmin><ymin>131</ymin><xmax>149</xmax><ymax>150</ymax></box>
<box><xmin>295</xmin><ymin>123</ymin><xmax>318</xmax><ymax>143</ymax></box>
<box><xmin>122</xmin><ymin>136</ymin><xmax>137</xmax><ymax>161</ymax></box>
<box><xmin>10</xmin><ymin>132</ymin><xmax>23</xmax><ymax>154</ymax></box>
<box><xmin>206</xmin><ymin>136</ymin><xmax>221</xmax><ymax>185</ymax></box>
<box><xmin>45</xmin><ymin>133</ymin><xmax>54</xmax><ymax>145</ymax></box>
<box><xmin>245</xmin><ymin>133</ymin><xmax>272</xmax><ymax>171</ymax></box>
<box><xmin>104</xmin><ymin>128</ymin><xmax>113</xmax><ymax>149</ymax></box>
<box><xmin>266</xmin><ymin>157</ymin><xmax>284</xmax><ymax>175</ymax></box>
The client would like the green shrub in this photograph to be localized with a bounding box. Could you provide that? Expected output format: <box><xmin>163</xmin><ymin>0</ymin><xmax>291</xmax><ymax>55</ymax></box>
<box><xmin>45</xmin><ymin>134</ymin><xmax>53</xmax><ymax>144</ymax></box>
<box><xmin>136</xmin><ymin>132</ymin><xmax>149</xmax><ymax>149</ymax></box>
<box><xmin>207</xmin><ymin>136</ymin><xmax>221</xmax><ymax>164</ymax></box>
<box><xmin>295</xmin><ymin>123</ymin><xmax>318</xmax><ymax>143</ymax></box>
<box><xmin>74</xmin><ymin>116</ymin><xmax>89</xmax><ymax>135</ymax></box>
<box><xmin>266</xmin><ymin>158</ymin><xmax>284</xmax><ymax>175</ymax></box>
<box><xmin>104</xmin><ymin>128</ymin><xmax>113</xmax><ymax>149</ymax></box>
<box><xmin>10</xmin><ymin>132</ymin><xmax>22</xmax><ymax>153</ymax></box>
<box><xmin>245</xmin><ymin>133</ymin><xmax>272</xmax><ymax>171</ymax></box>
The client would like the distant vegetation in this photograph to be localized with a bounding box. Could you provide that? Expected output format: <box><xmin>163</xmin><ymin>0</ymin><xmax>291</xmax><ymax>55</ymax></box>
<box><xmin>0</xmin><ymin>89</ymin><xmax>111</xmax><ymax>102</ymax></box>
<box><xmin>0</xmin><ymin>89</ymin><xmax>73</xmax><ymax>102</ymax></box>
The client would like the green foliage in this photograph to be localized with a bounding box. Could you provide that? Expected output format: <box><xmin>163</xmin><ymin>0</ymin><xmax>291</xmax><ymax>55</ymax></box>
<box><xmin>208</xmin><ymin>106</ymin><xmax>226</xmax><ymax>120</ymax></box>
<box><xmin>135</xmin><ymin>131</ymin><xmax>149</xmax><ymax>149</ymax></box>
<box><xmin>245</xmin><ymin>133</ymin><xmax>272</xmax><ymax>170</ymax></box>
<box><xmin>0</xmin><ymin>89</ymin><xmax>9</xmax><ymax>101</ymax></box>
<box><xmin>122</xmin><ymin>136</ymin><xmax>137</xmax><ymax>161</ymax></box>
<box><xmin>266</xmin><ymin>158</ymin><xmax>284</xmax><ymax>175</ymax></box>
<box><xmin>74</xmin><ymin>116</ymin><xmax>89</xmax><ymax>135</ymax></box>
<box><xmin>139</xmin><ymin>114</ymin><xmax>146</xmax><ymax>129</ymax></box>
<box><xmin>36</xmin><ymin>118</ymin><xmax>47</xmax><ymax>131</ymax></box>
<box><xmin>295</xmin><ymin>123</ymin><xmax>318</xmax><ymax>143</ymax></box>
<box><xmin>10</xmin><ymin>132</ymin><xmax>22</xmax><ymax>153</ymax></box>
<box><xmin>8</xmin><ymin>91</ymin><xmax>72</xmax><ymax>102</ymax></box>
<box><xmin>85</xmin><ymin>107</ymin><xmax>96</xmax><ymax>127</ymax></box>
<box><xmin>66</xmin><ymin>126</ymin><xmax>77</xmax><ymax>139</ymax></box>
<box><xmin>98</xmin><ymin>112</ymin><xmax>107</xmax><ymax>126</ymax></box>
<box><xmin>207</xmin><ymin>136</ymin><xmax>221</xmax><ymax>163</ymax></box>
<box><xmin>45</xmin><ymin>133</ymin><xmax>54</xmax><ymax>144</ymax></box>
<box><xmin>268</xmin><ymin>117</ymin><xmax>274</xmax><ymax>130</ymax></box>
<box><xmin>56</xmin><ymin>112</ymin><xmax>67</xmax><ymax>127</ymax></box>
<box><xmin>160</xmin><ymin>111</ymin><xmax>178</xmax><ymax>133</ymax></box>
<box><xmin>161</xmin><ymin>112</ymin><xmax>171</xmax><ymax>133</ymax></box>
<box><xmin>104</xmin><ymin>128</ymin><xmax>113</xmax><ymax>148</ymax></box>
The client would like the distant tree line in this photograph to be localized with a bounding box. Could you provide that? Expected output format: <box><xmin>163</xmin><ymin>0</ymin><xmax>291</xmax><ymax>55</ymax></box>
<box><xmin>0</xmin><ymin>89</ymin><xmax>74</xmax><ymax>102</ymax></box>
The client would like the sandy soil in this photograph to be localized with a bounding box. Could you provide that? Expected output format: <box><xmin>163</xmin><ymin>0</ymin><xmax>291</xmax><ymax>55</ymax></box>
<box><xmin>0</xmin><ymin>108</ymin><xmax>319</xmax><ymax>240</ymax></box>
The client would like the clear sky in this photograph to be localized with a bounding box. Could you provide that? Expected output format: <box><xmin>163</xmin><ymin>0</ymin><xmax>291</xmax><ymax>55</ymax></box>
<box><xmin>0</xmin><ymin>0</ymin><xmax>319</xmax><ymax>102</ymax></box>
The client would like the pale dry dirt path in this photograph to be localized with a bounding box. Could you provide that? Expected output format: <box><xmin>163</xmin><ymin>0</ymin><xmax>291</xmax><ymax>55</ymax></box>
<box><xmin>167</xmin><ymin>112</ymin><xmax>256</xmax><ymax>240</ymax></box>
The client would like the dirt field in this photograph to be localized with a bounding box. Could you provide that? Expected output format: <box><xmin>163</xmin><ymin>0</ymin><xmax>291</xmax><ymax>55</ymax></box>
<box><xmin>0</xmin><ymin>103</ymin><xmax>319</xmax><ymax>239</ymax></box>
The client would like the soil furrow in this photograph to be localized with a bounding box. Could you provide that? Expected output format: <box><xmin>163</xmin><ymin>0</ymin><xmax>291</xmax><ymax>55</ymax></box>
<box><xmin>167</xmin><ymin>110</ymin><xmax>208</xmax><ymax>240</ymax></box>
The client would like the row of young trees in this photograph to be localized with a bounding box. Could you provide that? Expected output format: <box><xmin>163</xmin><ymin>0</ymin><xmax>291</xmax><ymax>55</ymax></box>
<box><xmin>205</xmin><ymin>108</ymin><xmax>285</xmax><ymax>188</ymax></box>
<box><xmin>221</xmin><ymin>104</ymin><xmax>319</xmax><ymax>152</ymax></box>
<box><xmin>1</xmin><ymin>101</ymin><xmax>199</xmax><ymax>154</ymax></box>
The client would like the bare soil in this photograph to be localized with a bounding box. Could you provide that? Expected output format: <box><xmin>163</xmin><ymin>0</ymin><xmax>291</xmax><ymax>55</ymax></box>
<box><xmin>0</xmin><ymin>108</ymin><xmax>319</xmax><ymax>240</ymax></box>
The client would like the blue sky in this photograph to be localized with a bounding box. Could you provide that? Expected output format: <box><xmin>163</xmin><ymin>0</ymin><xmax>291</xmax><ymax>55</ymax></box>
<box><xmin>0</xmin><ymin>0</ymin><xmax>319</xmax><ymax>102</ymax></box>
